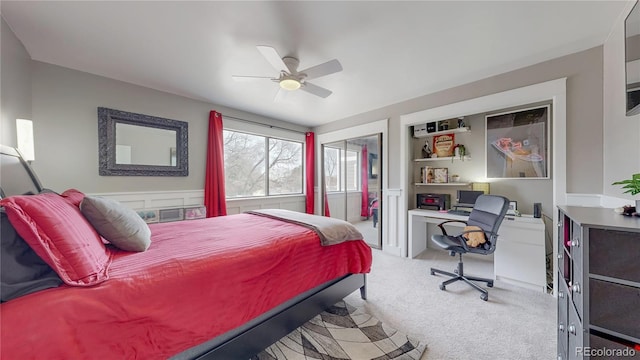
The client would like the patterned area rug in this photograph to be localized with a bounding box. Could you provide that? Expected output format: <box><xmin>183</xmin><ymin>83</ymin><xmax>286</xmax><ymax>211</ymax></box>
<box><xmin>252</xmin><ymin>301</ymin><xmax>426</xmax><ymax>360</ymax></box>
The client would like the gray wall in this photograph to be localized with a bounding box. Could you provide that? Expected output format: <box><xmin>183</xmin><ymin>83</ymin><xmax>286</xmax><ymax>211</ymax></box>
<box><xmin>30</xmin><ymin>61</ymin><xmax>309</xmax><ymax>193</ymax></box>
<box><xmin>603</xmin><ymin>3</ymin><xmax>640</xmax><ymax>200</ymax></box>
<box><xmin>1</xmin><ymin>17</ymin><xmax>32</xmax><ymax>147</ymax></box>
<box><xmin>315</xmin><ymin>46</ymin><xmax>604</xmax><ymax>198</ymax></box>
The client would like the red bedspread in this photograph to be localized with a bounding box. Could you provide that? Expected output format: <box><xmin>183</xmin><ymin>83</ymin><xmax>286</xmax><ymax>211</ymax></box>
<box><xmin>1</xmin><ymin>213</ymin><xmax>372</xmax><ymax>359</ymax></box>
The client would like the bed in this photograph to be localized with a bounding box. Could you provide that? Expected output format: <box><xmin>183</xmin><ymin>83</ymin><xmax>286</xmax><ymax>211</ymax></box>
<box><xmin>0</xmin><ymin>145</ymin><xmax>372</xmax><ymax>359</ymax></box>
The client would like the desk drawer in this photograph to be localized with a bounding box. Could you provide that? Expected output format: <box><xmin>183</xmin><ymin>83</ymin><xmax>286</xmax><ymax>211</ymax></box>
<box><xmin>498</xmin><ymin>223</ymin><xmax>544</xmax><ymax>246</ymax></box>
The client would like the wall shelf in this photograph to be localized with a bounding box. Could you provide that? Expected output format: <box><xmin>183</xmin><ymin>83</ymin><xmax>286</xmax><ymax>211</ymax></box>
<box><xmin>414</xmin><ymin>182</ymin><xmax>471</xmax><ymax>186</ymax></box>
<box><xmin>414</xmin><ymin>156</ymin><xmax>471</xmax><ymax>162</ymax></box>
<box><xmin>413</xmin><ymin>126</ymin><xmax>470</xmax><ymax>138</ymax></box>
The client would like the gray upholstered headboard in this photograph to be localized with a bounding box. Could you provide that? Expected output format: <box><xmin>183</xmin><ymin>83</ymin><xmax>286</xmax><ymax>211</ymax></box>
<box><xmin>0</xmin><ymin>144</ymin><xmax>44</xmax><ymax>199</ymax></box>
<box><xmin>0</xmin><ymin>144</ymin><xmax>63</xmax><ymax>302</ymax></box>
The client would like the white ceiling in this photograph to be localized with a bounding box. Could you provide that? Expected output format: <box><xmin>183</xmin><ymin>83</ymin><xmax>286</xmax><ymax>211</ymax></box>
<box><xmin>1</xmin><ymin>1</ymin><xmax>631</xmax><ymax>127</ymax></box>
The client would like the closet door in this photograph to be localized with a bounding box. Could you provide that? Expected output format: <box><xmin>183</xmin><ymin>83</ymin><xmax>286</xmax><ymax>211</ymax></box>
<box><xmin>322</xmin><ymin>141</ymin><xmax>347</xmax><ymax>220</ymax></box>
<box><xmin>347</xmin><ymin>135</ymin><xmax>382</xmax><ymax>249</ymax></box>
<box><xmin>322</xmin><ymin>134</ymin><xmax>382</xmax><ymax>249</ymax></box>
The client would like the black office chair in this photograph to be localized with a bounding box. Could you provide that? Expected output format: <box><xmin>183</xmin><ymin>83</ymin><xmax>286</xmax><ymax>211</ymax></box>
<box><xmin>429</xmin><ymin>195</ymin><xmax>509</xmax><ymax>301</ymax></box>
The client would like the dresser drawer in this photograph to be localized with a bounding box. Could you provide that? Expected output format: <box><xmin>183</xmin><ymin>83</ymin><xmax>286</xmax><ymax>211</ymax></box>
<box><xmin>589</xmin><ymin>334</ymin><xmax>640</xmax><ymax>359</ymax></box>
<box><xmin>590</xmin><ymin>279</ymin><xmax>640</xmax><ymax>339</ymax></box>
<box><xmin>558</xmin><ymin>279</ymin><xmax>570</xmax><ymax>355</ymax></box>
<box><xmin>571</xmin><ymin>222</ymin><xmax>584</xmax><ymax>271</ymax></box>
<box><xmin>589</xmin><ymin>229</ymin><xmax>640</xmax><ymax>283</ymax></box>
<box><xmin>571</xmin><ymin>267</ymin><xmax>584</xmax><ymax>319</ymax></box>
<box><xmin>568</xmin><ymin>304</ymin><xmax>584</xmax><ymax>360</ymax></box>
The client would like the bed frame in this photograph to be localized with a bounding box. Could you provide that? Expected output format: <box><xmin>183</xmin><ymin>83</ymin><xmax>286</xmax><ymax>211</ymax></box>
<box><xmin>181</xmin><ymin>274</ymin><xmax>367</xmax><ymax>359</ymax></box>
<box><xmin>0</xmin><ymin>144</ymin><xmax>369</xmax><ymax>359</ymax></box>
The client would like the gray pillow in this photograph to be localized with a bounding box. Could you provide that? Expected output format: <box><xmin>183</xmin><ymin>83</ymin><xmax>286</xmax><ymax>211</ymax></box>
<box><xmin>80</xmin><ymin>196</ymin><xmax>151</xmax><ymax>252</ymax></box>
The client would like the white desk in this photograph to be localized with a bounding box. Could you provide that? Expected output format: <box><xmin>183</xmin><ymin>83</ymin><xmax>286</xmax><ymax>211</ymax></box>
<box><xmin>408</xmin><ymin>209</ymin><xmax>547</xmax><ymax>292</ymax></box>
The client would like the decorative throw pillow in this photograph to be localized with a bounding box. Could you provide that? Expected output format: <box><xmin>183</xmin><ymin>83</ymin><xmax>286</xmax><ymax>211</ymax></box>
<box><xmin>80</xmin><ymin>196</ymin><xmax>151</xmax><ymax>252</ymax></box>
<box><xmin>60</xmin><ymin>188</ymin><xmax>85</xmax><ymax>207</ymax></box>
<box><xmin>462</xmin><ymin>225</ymin><xmax>486</xmax><ymax>247</ymax></box>
<box><xmin>0</xmin><ymin>193</ymin><xmax>112</xmax><ymax>286</ymax></box>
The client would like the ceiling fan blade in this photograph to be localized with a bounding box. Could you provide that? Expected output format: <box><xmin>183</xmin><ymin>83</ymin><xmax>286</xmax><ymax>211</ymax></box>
<box><xmin>231</xmin><ymin>75</ymin><xmax>273</xmax><ymax>81</ymax></box>
<box><xmin>301</xmin><ymin>82</ymin><xmax>332</xmax><ymax>98</ymax></box>
<box><xmin>273</xmin><ymin>87</ymin><xmax>290</xmax><ymax>102</ymax></box>
<box><xmin>300</xmin><ymin>59</ymin><xmax>342</xmax><ymax>80</ymax></box>
<box><xmin>256</xmin><ymin>45</ymin><xmax>288</xmax><ymax>72</ymax></box>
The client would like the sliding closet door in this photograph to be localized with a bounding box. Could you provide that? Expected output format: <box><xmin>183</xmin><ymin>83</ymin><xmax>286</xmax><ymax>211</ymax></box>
<box><xmin>322</xmin><ymin>134</ymin><xmax>382</xmax><ymax>249</ymax></box>
<box><xmin>347</xmin><ymin>135</ymin><xmax>382</xmax><ymax>249</ymax></box>
<box><xmin>322</xmin><ymin>141</ymin><xmax>347</xmax><ymax>220</ymax></box>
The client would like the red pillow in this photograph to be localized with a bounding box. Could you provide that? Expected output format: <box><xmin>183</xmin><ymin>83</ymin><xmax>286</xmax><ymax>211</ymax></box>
<box><xmin>0</xmin><ymin>192</ymin><xmax>112</xmax><ymax>286</ymax></box>
<box><xmin>61</xmin><ymin>188</ymin><xmax>86</xmax><ymax>207</ymax></box>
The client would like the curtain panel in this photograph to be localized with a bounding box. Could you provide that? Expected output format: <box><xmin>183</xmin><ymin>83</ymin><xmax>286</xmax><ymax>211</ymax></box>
<box><xmin>204</xmin><ymin>111</ymin><xmax>227</xmax><ymax>217</ymax></box>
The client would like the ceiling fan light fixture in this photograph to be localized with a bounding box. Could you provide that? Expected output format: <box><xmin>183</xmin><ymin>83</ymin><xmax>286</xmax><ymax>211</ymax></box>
<box><xmin>279</xmin><ymin>77</ymin><xmax>301</xmax><ymax>91</ymax></box>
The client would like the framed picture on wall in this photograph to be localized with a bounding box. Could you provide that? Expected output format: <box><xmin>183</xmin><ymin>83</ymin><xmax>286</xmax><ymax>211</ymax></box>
<box><xmin>485</xmin><ymin>105</ymin><xmax>550</xmax><ymax>179</ymax></box>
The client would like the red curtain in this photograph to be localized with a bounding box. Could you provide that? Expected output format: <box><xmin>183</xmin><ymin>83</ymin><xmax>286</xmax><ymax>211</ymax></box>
<box><xmin>204</xmin><ymin>111</ymin><xmax>227</xmax><ymax>217</ymax></box>
<box><xmin>324</xmin><ymin>193</ymin><xmax>331</xmax><ymax>217</ymax></box>
<box><xmin>305</xmin><ymin>132</ymin><xmax>315</xmax><ymax>214</ymax></box>
<box><xmin>360</xmin><ymin>145</ymin><xmax>369</xmax><ymax>217</ymax></box>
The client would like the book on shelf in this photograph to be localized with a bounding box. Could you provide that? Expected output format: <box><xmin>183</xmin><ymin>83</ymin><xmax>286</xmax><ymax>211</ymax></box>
<box><xmin>433</xmin><ymin>133</ymin><xmax>455</xmax><ymax>157</ymax></box>
<box><xmin>419</xmin><ymin>166</ymin><xmax>434</xmax><ymax>183</ymax></box>
<box><xmin>433</xmin><ymin>167</ymin><xmax>448</xmax><ymax>183</ymax></box>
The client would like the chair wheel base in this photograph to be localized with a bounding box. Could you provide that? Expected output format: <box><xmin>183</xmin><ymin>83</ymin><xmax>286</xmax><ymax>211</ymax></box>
<box><xmin>480</xmin><ymin>293</ymin><xmax>488</xmax><ymax>301</ymax></box>
<box><xmin>439</xmin><ymin>284</ymin><xmax>446</xmax><ymax>291</ymax></box>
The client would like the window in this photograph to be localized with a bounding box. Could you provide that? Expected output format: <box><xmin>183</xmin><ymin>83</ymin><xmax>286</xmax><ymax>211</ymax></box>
<box><xmin>223</xmin><ymin>130</ymin><xmax>302</xmax><ymax>198</ymax></box>
<box><xmin>323</xmin><ymin>146</ymin><xmax>360</xmax><ymax>192</ymax></box>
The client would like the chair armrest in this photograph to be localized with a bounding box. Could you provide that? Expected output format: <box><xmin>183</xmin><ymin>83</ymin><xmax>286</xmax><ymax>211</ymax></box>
<box><xmin>436</xmin><ymin>219</ymin><xmax>468</xmax><ymax>236</ymax></box>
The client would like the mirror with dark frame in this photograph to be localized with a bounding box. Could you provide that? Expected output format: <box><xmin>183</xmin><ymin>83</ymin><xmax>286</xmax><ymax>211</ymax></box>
<box><xmin>626</xmin><ymin>1</ymin><xmax>640</xmax><ymax>116</ymax></box>
<box><xmin>98</xmin><ymin>107</ymin><xmax>188</xmax><ymax>176</ymax></box>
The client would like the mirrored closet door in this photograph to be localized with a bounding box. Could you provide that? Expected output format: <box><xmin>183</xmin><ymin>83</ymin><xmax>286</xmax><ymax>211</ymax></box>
<box><xmin>322</xmin><ymin>134</ymin><xmax>382</xmax><ymax>249</ymax></box>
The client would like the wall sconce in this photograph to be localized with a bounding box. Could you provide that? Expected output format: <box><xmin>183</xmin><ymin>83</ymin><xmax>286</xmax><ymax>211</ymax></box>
<box><xmin>472</xmin><ymin>182</ymin><xmax>490</xmax><ymax>194</ymax></box>
<box><xmin>16</xmin><ymin>119</ymin><xmax>35</xmax><ymax>162</ymax></box>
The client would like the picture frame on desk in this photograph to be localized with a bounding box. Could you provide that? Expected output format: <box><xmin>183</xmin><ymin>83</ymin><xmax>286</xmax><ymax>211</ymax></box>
<box><xmin>507</xmin><ymin>201</ymin><xmax>517</xmax><ymax>215</ymax></box>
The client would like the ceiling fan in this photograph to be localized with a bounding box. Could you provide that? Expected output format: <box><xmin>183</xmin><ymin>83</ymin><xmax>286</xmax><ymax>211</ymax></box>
<box><xmin>232</xmin><ymin>45</ymin><xmax>343</xmax><ymax>99</ymax></box>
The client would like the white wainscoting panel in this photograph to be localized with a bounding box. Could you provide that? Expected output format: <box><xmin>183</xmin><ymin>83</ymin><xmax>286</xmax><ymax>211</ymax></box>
<box><xmin>383</xmin><ymin>188</ymin><xmax>402</xmax><ymax>256</ymax></box>
<box><xmin>90</xmin><ymin>190</ymin><xmax>205</xmax><ymax>210</ymax></box>
<box><xmin>90</xmin><ymin>190</ymin><xmax>305</xmax><ymax>216</ymax></box>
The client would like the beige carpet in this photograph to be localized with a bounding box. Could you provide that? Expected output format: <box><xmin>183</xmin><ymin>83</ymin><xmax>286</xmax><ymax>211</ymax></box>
<box><xmin>345</xmin><ymin>249</ymin><xmax>556</xmax><ymax>360</ymax></box>
<box><xmin>254</xmin><ymin>300</ymin><xmax>426</xmax><ymax>359</ymax></box>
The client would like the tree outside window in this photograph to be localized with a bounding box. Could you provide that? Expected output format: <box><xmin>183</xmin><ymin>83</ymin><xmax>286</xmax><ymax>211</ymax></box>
<box><xmin>223</xmin><ymin>130</ymin><xmax>302</xmax><ymax>198</ymax></box>
<box><xmin>324</xmin><ymin>146</ymin><xmax>360</xmax><ymax>192</ymax></box>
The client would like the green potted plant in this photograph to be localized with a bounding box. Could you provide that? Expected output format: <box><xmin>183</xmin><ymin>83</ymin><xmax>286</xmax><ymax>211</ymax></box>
<box><xmin>452</xmin><ymin>144</ymin><xmax>466</xmax><ymax>162</ymax></box>
<box><xmin>612</xmin><ymin>173</ymin><xmax>640</xmax><ymax>211</ymax></box>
